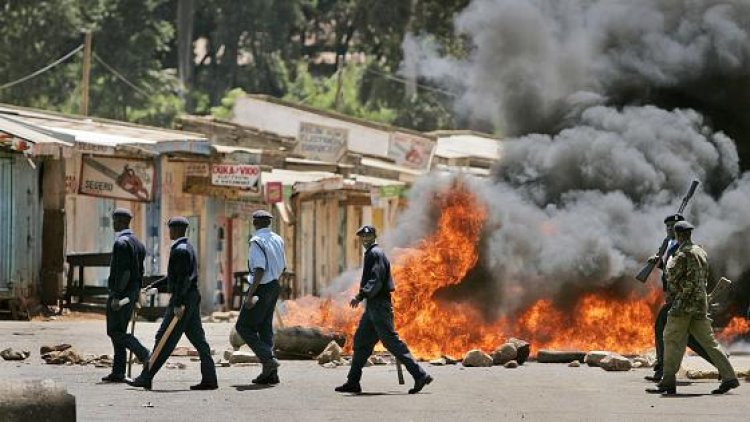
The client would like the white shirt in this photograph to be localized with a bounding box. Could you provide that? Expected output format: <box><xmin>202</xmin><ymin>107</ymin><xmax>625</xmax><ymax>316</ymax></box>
<box><xmin>248</xmin><ymin>228</ymin><xmax>286</xmax><ymax>284</ymax></box>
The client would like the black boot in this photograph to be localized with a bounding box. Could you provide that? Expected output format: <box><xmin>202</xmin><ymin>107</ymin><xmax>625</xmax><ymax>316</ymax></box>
<box><xmin>252</xmin><ymin>359</ymin><xmax>280</xmax><ymax>385</ymax></box>
<box><xmin>126</xmin><ymin>375</ymin><xmax>152</xmax><ymax>390</ymax></box>
<box><xmin>711</xmin><ymin>378</ymin><xmax>740</xmax><ymax>395</ymax></box>
<box><xmin>190</xmin><ymin>381</ymin><xmax>219</xmax><ymax>390</ymax></box>
<box><xmin>645</xmin><ymin>384</ymin><xmax>676</xmax><ymax>395</ymax></box>
<box><xmin>409</xmin><ymin>374</ymin><xmax>434</xmax><ymax>394</ymax></box>
<box><xmin>644</xmin><ymin>372</ymin><xmax>662</xmax><ymax>382</ymax></box>
<box><xmin>101</xmin><ymin>373</ymin><xmax>126</xmax><ymax>383</ymax></box>
<box><xmin>334</xmin><ymin>382</ymin><xmax>362</xmax><ymax>393</ymax></box>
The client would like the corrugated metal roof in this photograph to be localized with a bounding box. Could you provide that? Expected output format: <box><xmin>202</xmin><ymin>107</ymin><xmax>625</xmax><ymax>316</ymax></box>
<box><xmin>435</xmin><ymin>134</ymin><xmax>503</xmax><ymax>161</ymax></box>
<box><xmin>0</xmin><ymin>115</ymin><xmax>72</xmax><ymax>147</ymax></box>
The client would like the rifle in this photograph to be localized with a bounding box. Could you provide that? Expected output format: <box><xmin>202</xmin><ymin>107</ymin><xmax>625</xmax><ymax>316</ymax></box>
<box><xmin>635</xmin><ymin>180</ymin><xmax>699</xmax><ymax>283</ymax></box>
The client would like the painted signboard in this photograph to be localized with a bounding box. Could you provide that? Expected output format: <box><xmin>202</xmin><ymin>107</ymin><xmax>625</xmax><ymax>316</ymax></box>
<box><xmin>296</xmin><ymin>122</ymin><xmax>348</xmax><ymax>162</ymax></box>
<box><xmin>387</xmin><ymin>132</ymin><xmax>434</xmax><ymax>170</ymax></box>
<box><xmin>79</xmin><ymin>156</ymin><xmax>155</xmax><ymax>202</ymax></box>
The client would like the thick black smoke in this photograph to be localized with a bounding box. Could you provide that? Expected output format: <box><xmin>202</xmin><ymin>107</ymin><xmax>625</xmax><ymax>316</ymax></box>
<box><xmin>396</xmin><ymin>0</ymin><xmax>750</xmax><ymax>321</ymax></box>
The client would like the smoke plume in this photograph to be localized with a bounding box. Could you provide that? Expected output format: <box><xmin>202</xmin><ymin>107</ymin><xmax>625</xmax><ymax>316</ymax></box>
<box><xmin>397</xmin><ymin>0</ymin><xmax>750</xmax><ymax>319</ymax></box>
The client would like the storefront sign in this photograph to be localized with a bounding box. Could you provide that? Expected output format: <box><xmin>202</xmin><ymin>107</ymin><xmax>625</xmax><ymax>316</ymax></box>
<box><xmin>211</xmin><ymin>164</ymin><xmax>261</xmax><ymax>189</ymax></box>
<box><xmin>265</xmin><ymin>181</ymin><xmax>283</xmax><ymax>204</ymax></box>
<box><xmin>185</xmin><ymin>162</ymin><xmax>210</xmax><ymax>177</ymax></box>
<box><xmin>79</xmin><ymin>156</ymin><xmax>155</xmax><ymax>202</ymax></box>
<box><xmin>296</xmin><ymin>122</ymin><xmax>348</xmax><ymax>162</ymax></box>
<box><xmin>387</xmin><ymin>132</ymin><xmax>434</xmax><ymax>170</ymax></box>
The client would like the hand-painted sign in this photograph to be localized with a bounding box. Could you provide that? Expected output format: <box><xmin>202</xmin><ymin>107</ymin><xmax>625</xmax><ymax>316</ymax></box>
<box><xmin>265</xmin><ymin>181</ymin><xmax>283</xmax><ymax>204</ymax></box>
<box><xmin>211</xmin><ymin>164</ymin><xmax>261</xmax><ymax>189</ymax></box>
<box><xmin>388</xmin><ymin>132</ymin><xmax>434</xmax><ymax>170</ymax></box>
<box><xmin>296</xmin><ymin>122</ymin><xmax>348</xmax><ymax>162</ymax></box>
<box><xmin>184</xmin><ymin>162</ymin><xmax>210</xmax><ymax>177</ymax></box>
<box><xmin>79</xmin><ymin>156</ymin><xmax>155</xmax><ymax>202</ymax></box>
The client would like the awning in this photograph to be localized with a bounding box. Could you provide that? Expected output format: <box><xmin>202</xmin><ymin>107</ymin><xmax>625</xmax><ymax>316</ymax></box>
<box><xmin>0</xmin><ymin>115</ymin><xmax>72</xmax><ymax>156</ymax></box>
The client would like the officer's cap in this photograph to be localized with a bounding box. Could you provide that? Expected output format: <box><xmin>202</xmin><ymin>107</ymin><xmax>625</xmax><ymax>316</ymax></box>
<box><xmin>673</xmin><ymin>221</ymin><xmax>694</xmax><ymax>232</ymax></box>
<box><xmin>252</xmin><ymin>209</ymin><xmax>273</xmax><ymax>220</ymax></box>
<box><xmin>663</xmin><ymin>213</ymin><xmax>685</xmax><ymax>224</ymax></box>
<box><xmin>112</xmin><ymin>208</ymin><xmax>133</xmax><ymax>219</ymax></box>
<box><xmin>167</xmin><ymin>216</ymin><xmax>189</xmax><ymax>227</ymax></box>
<box><xmin>356</xmin><ymin>225</ymin><xmax>377</xmax><ymax>237</ymax></box>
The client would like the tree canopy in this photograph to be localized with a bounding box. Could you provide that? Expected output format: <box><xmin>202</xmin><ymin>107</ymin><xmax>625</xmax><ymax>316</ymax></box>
<box><xmin>0</xmin><ymin>0</ymin><xmax>471</xmax><ymax>131</ymax></box>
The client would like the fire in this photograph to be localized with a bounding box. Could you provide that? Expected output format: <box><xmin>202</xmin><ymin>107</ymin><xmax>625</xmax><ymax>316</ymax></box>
<box><xmin>281</xmin><ymin>184</ymin><xmax>750</xmax><ymax>358</ymax></box>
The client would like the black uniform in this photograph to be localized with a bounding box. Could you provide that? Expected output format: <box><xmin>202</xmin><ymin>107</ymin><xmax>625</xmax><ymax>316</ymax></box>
<box><xmin>136</xmin><ymin>237</ymin><xmax>217</xmax><ymax>385</ymax></box>
<box><xmin>107</xmin><ymin>229</ymin><xmax>149</xmax><ymax>377</ymax></box>
<box><xmin>347</xmin><ymin>243</ymin><xmax>427</xmax><ymax>384</ymax></box>
<box><xmin>652</xmin><ymin>241</ymin><xmax>714</xmax><ymax>377</ymax></box>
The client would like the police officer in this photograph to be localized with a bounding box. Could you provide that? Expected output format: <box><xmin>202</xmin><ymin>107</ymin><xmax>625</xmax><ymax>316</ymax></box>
<box><xmin>646</xmin><ymin>221</ymin><xmax>740</xmax><ymax>395</ymax></box>
<box><xmin>335</xmin><ymin>225</ymin><xmax>433</xmax><ymax>394</ymax></box>
<box><xmin>645</xmin><ymin>214</ymin><xmax>714</xmax><ymax>382</ymax></box>
<box><xmin>127</xmin><ymin>217</ymin><xmax>218</xmax><ymax>390</ymax></box>
<box><xmin>101</xmin><ymin>208</ymin><xmax>150</xmax><ymax>383</ymax></box>
<box><xmin>235</xmin><ymin>209</ymin><xmax>286</xmax><ymax>384</ymax></box>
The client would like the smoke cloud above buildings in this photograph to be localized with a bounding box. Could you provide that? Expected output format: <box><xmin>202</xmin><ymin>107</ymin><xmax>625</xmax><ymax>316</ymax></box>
<box><xmin>395</xmin><ymin>0</ymin><xmax>750</xmax><ymax>317</ymax></box>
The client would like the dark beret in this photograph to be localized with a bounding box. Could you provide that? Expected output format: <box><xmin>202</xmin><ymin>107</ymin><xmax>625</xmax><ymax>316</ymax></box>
<box><xmin>252</xmin><ymin>209</ymin><xmax>273</xmax><ymax>219</ymax></box>
<box><xmin>663</xmin><ymin>214</ymin><xmax>685</xmax><ymax>224</ymax></box>
<box><xmin>112</xmin><ymin>208</ymin><xmax>133</xmax><ymax>218</ymax></box>
<box><xmin>356</xmin><ymin>225</ymin><xmax>377</xmax><ymax>236</ymax></box>
<box><xmin>167</xmin><ymin>216</ymin><xmax>189</xmax><ymax>227</ymax></box>
<box><xmin>673</xmin><ymin>221</ymin><xmax>694</xmax><ymax>232</ymax></box>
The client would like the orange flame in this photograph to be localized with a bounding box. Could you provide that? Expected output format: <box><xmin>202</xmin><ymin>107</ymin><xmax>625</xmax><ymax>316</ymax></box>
<box><xmin>282</xmin><ymin>184</ymin><xmax>750</xmax><ymax>358</ymax></box>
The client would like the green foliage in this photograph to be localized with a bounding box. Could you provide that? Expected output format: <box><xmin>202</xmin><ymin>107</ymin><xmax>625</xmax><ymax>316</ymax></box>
<box><xmin>211</xmin><ymin>88</ymin><xmax>247</xmax><ymax>120</ymax></box>
<box><xmin>0</xmin><ymin>0</ymin><xmax>469</xmax><ymax>131</ymax></box>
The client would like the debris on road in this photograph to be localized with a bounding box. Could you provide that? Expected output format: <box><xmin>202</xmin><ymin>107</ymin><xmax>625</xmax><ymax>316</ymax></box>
<box><xmin>492</xmin><ymin>343</ymin><xmax>517</xmax><ymax>365</ymax></box>
<box><xmin>40</xmin><ymin>344</ymin><xmax>71</xmax><ymax>354</ymax></box>
<box><xmin>165</xmin><ymin>361</ymin><xmax>186</xmax><ymax>370</ymax></box>
<box><xmin>274</xmin><ymin>326</ymin><xmax>347</xmax><ymax>360</ymax></box>
<box><xmin>317</xmin><ymin>341</ymin><xmax>342</xmax><ymax>365</ymax></box>
<box><xmin>537</xmin><ymin>350</ymin><xmax>587</xmax><ymax>364</ymax></box>
<box><xmin>462</xmin><ymin>349</ymin><xmax>493</xmax><ymax>367</ymax></box>
<box><xmin>568</xmin><ymin>360</ymin><xmax>581</xmax><ymax>367</ymax></box>
<box><xmin>507</xmin><ymin>338</ymin><xmax>531</xmax><ymax>365</ymax></box>
<box><xmin>599</xmin><ymin>354</ymin><xmax>632</xmax><ymax>372</ymax></box>
<box><xmin>1</xmin><ymin>348</ymin><xmax>30</xmax><ymax>361</ymax></box>
<box><xmin>504</xmin><ymin>360</ymin><xmax>519</xmax><ymax>368</ymax></box>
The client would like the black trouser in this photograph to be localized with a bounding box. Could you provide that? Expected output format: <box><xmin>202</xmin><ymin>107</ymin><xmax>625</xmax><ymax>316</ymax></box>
<box><xmin>235</xmin><ymin>280</ymin><xmax>280</xmax><ymax>363</ymax></box>
<box><xmin>106</xmin><ymin>294</ymin><xmax>149</xmax><ymax>376</ymax></box>
<box><xmin>140</xmin><ymin>294</ymin><xmax>217</xmax><ymax>384</ymax></box>
<box><xmin>653</xmin><ymin>301</ymin><xmax>714</xmax><ymax>374</ymax></box>
<box><xmin>347</xmin><ymin>297</ymin><xmax>427</xmax><ymax>384</ymax></box>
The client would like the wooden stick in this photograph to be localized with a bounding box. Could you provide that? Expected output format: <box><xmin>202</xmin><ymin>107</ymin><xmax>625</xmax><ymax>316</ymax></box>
<box><xmin>126</xmin><ymin>302</ymin><xmax>140</xmax><ymax>378</ymax></box>
<box><xmin>396</xmin><ymin>358</ymin><xmax>405</xmax><ymax>385</ymax></box>
<box><xmin>148</xmin><ymin>313</ymin><xmax>180</xmax><ymax>370</ymax></box>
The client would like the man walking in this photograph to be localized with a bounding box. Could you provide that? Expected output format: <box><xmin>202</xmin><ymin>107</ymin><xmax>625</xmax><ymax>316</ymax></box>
<box><xmin>127</xmin><ymin>217</ymin><xmax>217</xmax><ymax>390</ymax></box>
<box><xmin>646</xmin><ymin>221</ymin><xmax>740</xmax><ymax>395</ymax></box>
<box><xmin>335</xmin><ymin>225</ymin><xmax>433</xmax><ymax>394</ymax></box>
<box><xmin>645</xmin><ymin>214</ymin><xmax>714</xmax><ymax>382</ymax></box>
<box><xmin>235</xmin><ymin>209</ymin><xmax>286</xmax><ymax>384</ymax></box>
<box><xmin>101</xmin><ymin>208</ymin><xmax>150</xmax><ymax>383</ymax></box>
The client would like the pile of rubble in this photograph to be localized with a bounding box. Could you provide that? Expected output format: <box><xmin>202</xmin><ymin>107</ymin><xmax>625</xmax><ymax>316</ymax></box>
<box><xmin>460</xmin><ymin>338</ymin><xmax>531</xmax><ymax>369</ymax></box>
<box><xmin>39</xmin><ymin>344</ymin><xmax>114</xmax><ymax>367</ymax></box>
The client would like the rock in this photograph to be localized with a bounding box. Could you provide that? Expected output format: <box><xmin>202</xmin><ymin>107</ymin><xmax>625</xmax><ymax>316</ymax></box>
<box><xmin>1</xmin><ymin>348</ymin><xmax>30</xmax><ymax>361</ymax></box>
<box><xmin>322</xmin><ymin>362</ymin><xmax>337</xmax><ymax>369</ymax></box>
<box><xmin>317</xmin><ymin>341</ymin><xmax>343</xmax><ymax>365</ymax></box>
<box><xmin>39</xmin><ymin>344</ymin><xmax>71</xmax><ymax>355</ymax></box>
<box><xmin>492</xmin><ymin>343</ymin><xmax>518</xmax><ymax>365</ymax></box>
<box><xmin>507</xmin><ymin>338</ymin><xmax>531</xmax><ymax>365</ymax></box>
<box><xmin>0</xmin><ymin>379</ymin><xmax>76</xmax><ymax>421</ymax></box>
<box><xmin>686</xmin><ymin>369</ymin><xmax>719</xmax><ymax>380</ymax></box>
<box><xmin>442</xmin><ymin>355</ymin><xmax>460</xmax><ymax>365</ymax></box>
<box><xmin>229</xmin><ymin>326</ymin><xmax>244</xmax><ymax>350</ymax></box>
<box><xmin>274</xmin><ymin>326</ymin><xmax>346</xmax><ymax>360</ymax></box>
<box><xmin>215</xmin><ymin>358</ymin><xmax>231</xmax><ymax>367</ymax></box>
<box><xmin>568</xmin><ymin>360</ymin><xmax>581</xmax><ymax>367</ymax></box>
<box><xmin>369</xmin><ymin>355</ymin><xmax>387</xmax><ymax>365</ymax></box>
<box><xmin>429</xmin><ymin>358</ymin><xmax>446</xmax><ymax>366</ymax></box>
<box><xmin>229</xmin><ymin>351</ymin><xmax>261</xmax><ymax>364</ymax></box>
<box><xmin>632</xmin><ymin>355</ymin><xmax>655</xmax><ymax>368</ymax></box>
<box><xmin>165</xmin><ymin>361</ymin><xmax>186</xmax><ymax>370</ymax></box>
<box><xmin>599</xmin><ymin>354</ymin><xmax>632</xmax><ymax>372</ymax></box>
<box><xmin>42</xmin><ymin>349</ymin><xmax>82</xmax><ymax>365</ymax></box>
<box><xmin>504</xmin><ymin>360</ymin><xmax>519</xmax><ymax>368</ymax></box>
<box><xmin>462</xmin><ymin>349</ymin><xmax>493</xmax><ymax>367</ymax></box>
<box><xmin>632</xmin><ymin>361</ymin><xmax>643</xmax><ymax>368</ymax></box>
<box><xmin>211</xmin><ymin>311</ymin><xmax>232</xmax><ymax>322</ymax></box>
<box><xmin>171</xmin><ymin>346</ymin><xmax>191</xmax><ymax>357</ymax></box>
<box><xmin>537</xmin><ymin>350</ymin><xmax>587</xmax><ymax>364</ymax></box>
<box><xmin>584</xmin><ymin>351</ymin><xmax>612</xmax><ymax>367</ymax></box>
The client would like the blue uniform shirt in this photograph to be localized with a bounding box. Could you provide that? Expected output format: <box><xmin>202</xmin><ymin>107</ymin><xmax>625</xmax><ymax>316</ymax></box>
<box><xmin>248</xmin><ymin>228</ymin><xmax>286</xmax><ymax>284</ymax></box>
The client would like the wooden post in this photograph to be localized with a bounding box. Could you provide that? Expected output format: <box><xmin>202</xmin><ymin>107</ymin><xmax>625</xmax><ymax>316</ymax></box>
<box><xmin>334</xmin><ymin>55</ymin><xmax>344</xmax><ymax>111</ymax></box>
<box><xmin>80</xmin><ymin>32</ymin><xmax>92</xmax><ymax>116</ymax></box>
